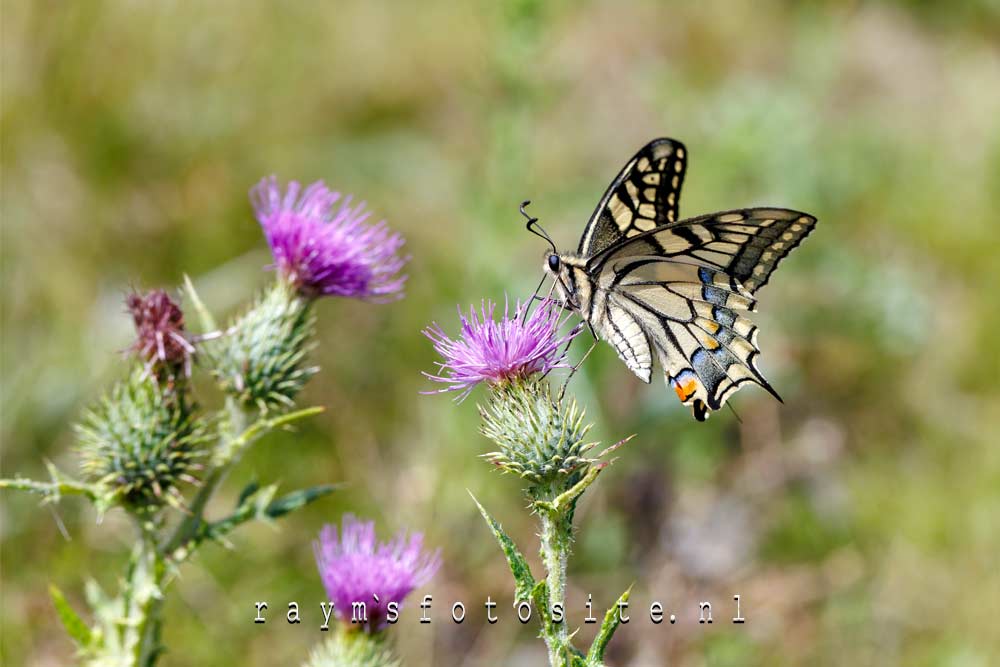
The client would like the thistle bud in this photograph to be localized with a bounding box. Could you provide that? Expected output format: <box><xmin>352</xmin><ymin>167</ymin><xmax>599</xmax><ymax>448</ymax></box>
<box><xmin>210</xmin><ymin>281</ymin><xmax>317</xmax><ymax>412</ymax></box>
<box><xmin>479</xmin><ymin>380</ymin><xmax>597</xmax><ymax>487</ymax></box>
<box><xmin>304</xmin><ymin>627</ymin><xmax>400</xmax><ymax>667</ymax></box>
<box><xmin>76</xmin><ymin>370</ymin><xmax>208</xmax><ymax>512</ymax></box>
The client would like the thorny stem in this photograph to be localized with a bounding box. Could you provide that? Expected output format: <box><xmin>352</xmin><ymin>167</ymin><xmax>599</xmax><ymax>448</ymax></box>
<box><xmin>538</xmin><ymin>504</ymin><xmax>571</xmax><ymax>667</ymax></box>
<box><xmin>130</xmin><ymin>519</ymin><xmax>166</xmax><ymax>667</ymax></box>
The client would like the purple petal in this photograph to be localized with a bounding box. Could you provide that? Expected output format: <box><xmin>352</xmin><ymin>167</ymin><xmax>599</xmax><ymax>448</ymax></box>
<box><xmin>251</xmin><ymin>177</ymin><xmax>409</xmax><ymax>301</ymax></box>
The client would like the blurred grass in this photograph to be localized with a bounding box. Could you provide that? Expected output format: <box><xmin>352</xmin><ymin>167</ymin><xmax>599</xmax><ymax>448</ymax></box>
<box><xmin>3</xmin><ymin>1</ymin><xmax>1000</xmax><ymax>665</ymax></box>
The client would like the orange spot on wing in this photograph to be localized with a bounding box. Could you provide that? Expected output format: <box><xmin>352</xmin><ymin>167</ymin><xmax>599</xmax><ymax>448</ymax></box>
<box><xmin>698</xmin><ymin>330</ymin><xmax>720</xmax><ymax>350</ymax></box>
<box><xmin>673</xmin><ymin>376</ymin><xmax>699</xmax><ymax>402</ymax></box>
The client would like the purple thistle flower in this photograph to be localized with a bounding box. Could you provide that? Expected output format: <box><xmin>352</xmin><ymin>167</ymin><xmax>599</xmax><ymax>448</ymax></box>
<box><xmin>251</xmin><ymin>177</ymin><xmax>408</xmax><ymax>301</ymax></box>
<box><xmin>314</xmin><ymin>514</ymin><xmax>441</xmax><ymax>631</ymax></box>
<box><xmin>422</xmin><ymin>299</ymin><xmax>580</xmax><ymax>400</ymax></box>
<box><xmin>125</xmin><ymin>289</ymin><xmax>194</xmax><ymax>374</ymax></box>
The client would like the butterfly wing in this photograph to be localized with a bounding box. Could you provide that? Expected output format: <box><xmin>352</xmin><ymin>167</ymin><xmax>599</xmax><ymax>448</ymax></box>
<box><xmin>578</xmin><ymin>138</ymin><xmax>687</xmax><ymax>258</ymax></box>
<box><xmin>587</xmin><ymin>208</ymin><xmax>816</xmax><ymax>419</ymax></box>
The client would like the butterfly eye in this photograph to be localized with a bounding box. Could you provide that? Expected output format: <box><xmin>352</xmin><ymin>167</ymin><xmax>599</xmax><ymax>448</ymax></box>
<box><xmin>547</xmin><ymin>255</ymin><xmax>561</xmax><ymax>271</ymax></box>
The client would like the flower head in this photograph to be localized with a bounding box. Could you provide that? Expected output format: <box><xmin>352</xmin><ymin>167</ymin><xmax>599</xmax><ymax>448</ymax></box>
<box><xmin>251</xmin><ymin>177</ymin><xmax>407</xmax><ymax>301</ymax></box>
<box><xmin>314</xmin><ymin>515</ymin><xmax>440</xmax><ymax>631</ymax></box>
<box><xmin>126</xmin><ymin>289</ymin><xmax>194</xmax><ymax>375</ymax></box>
<box><xmin>423</xmin><ymin>299</ymin><xmax>580</xmax><ymax>400</ymax></box>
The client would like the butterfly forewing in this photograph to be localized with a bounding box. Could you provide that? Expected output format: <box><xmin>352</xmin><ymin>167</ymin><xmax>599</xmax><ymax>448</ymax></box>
<box><xmin>578</xmin><ymin>138</ymin><xmax>687</xmax><ymax>257</ymax></box>
<box><xmin>591</xmin><ymin>208</ymin><xmax>816</xmax><ymax>294</ymax></box>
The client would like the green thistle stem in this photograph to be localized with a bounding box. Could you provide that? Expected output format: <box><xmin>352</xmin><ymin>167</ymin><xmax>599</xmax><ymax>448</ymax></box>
<box><xmin>123</xmin><ymin>519</ymin><xmax>166</xmax><ymax>667</ymax></box>
<box><xmin>538</xmin><ymin>505</ymin><xmax>571</xmax><ymax>667</ymax></box>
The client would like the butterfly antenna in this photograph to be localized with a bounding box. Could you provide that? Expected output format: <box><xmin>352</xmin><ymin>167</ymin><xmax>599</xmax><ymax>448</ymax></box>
<box><xmin>520</xmin><ymin>200</ymin><xmax>556</xmax><ymax>253</ymax></box>
<box><xmin>726</xmin><ymin>402</ymin><xmax>744</xmax><ymax>424</ymax></box>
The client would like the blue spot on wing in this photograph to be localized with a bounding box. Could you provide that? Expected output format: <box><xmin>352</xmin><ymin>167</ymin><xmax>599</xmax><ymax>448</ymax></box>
<box><xmin>702</xmin><ymin>285</ymin><xmax>727</xmax><ymax>306</ymax></box>
<box><xmin>691</xmin><ymin>349</ymin><xmax>726</xmax><ymax>394</ymax></box>
<box><xmin>713</xmin><ymin>306</ymin><xmax>736</xmax><ymax>328</ymax></box>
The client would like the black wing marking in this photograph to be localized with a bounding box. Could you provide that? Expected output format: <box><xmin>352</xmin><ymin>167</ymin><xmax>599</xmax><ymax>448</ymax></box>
<box><xmin>578</xmin><ymin>138</ymin><xmax>687</xmax><ymax>258</ymax></box>
<box><xmin>589</xmin><ymin>208</ymin><xmax>817</xmax><ymax>295</ymax></box>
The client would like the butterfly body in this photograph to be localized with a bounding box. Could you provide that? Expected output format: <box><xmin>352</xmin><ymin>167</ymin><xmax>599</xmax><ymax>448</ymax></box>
<box><xmin>542</xmin><ymin>138</ymin><xmax>816</xmax><ymax>421</ymax></box>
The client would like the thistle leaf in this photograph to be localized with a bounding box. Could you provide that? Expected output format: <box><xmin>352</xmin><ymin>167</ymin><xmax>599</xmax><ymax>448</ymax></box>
<box><xmin>469</xmin><ymin>491</ymin><xmax>535</xmax><ymax>601</ymax></box>
<box><xmin>535</xmin><ymin>464</ymin><xmax>603</xmax><ymax>516</ymax></box>
<box><xmin>49</xmin><ymin>584</ymin><xmax>93</xmax><ymax>649</ymax></box>
<box><xmin>531</xmin><ymin>580</ymin><xmax>551</xmax><ymax>636</ymax></box>
<box><xmin>586</xmin><ymin>585</ymin><xmax>633</xmax><ymax>664</ymax></box>
<box><xmin>182</xmin><ymin>274</ymin><xmax>217</xmax><ymax>331</ymax></box>
<box><xmin>170</xmin><ymin>482</ymin><xmax>337</xmax><ymax>559</ymax></box>
<box><xmin>265</xmin><ymin>484</ymin><xmax>338</xmax><ymax>519</ymax></box>
<box><xmin>236</xmin><ymin>479</ymin><xmax>261</xmax><ymax>508</ymax></box>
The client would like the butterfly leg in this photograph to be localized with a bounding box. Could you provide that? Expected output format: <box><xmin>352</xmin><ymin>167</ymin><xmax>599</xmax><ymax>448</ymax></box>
<box><xmin>522</xmin><ymin>278</ymin><xmax>563</xmax><ymax>323</ymax></box>
<box><xmin>522</xmin><ymin>274</ymin><xmax>553</xmax><ymax>323</ymax></box>
<box><xmin>557</xmin><ymin>338</ymin><xmax>598</xmax><ymax>401</ymax></box>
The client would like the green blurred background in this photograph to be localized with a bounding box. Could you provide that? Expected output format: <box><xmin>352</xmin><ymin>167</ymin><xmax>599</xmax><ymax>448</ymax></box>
<box><xmin>3</xmin><ymin>1</ymin><xmax>1000</xmax><ymax>665</ymax></box>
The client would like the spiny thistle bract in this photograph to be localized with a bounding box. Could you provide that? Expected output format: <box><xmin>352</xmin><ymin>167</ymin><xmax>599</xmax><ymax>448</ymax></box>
<box><xmin>210</xmin><ymin>280</ymin><xmax>317</xmax><ymax>412</ymax></box>
<box><xmin>304</xmin><ymin>628</ymin><xmax>400</xmax><ymax>667</ymax></box>
<box><xmin>479</xmin><ymin>380</ymin><xmax>597</xmax><ymax>486</ymax></box>
<box><xmin>76</xmin><ymin>369</ymin><xmax>208</xmax><ymax>512</ymax></box>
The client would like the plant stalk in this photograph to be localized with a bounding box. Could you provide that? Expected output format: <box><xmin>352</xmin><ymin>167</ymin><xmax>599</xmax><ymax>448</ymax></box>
<box><xmin>130</xmin><ymin>519</ymin><xmax>166</xmax><ymax>667</ymax></box>
<box><xmin>538</xmin><ymin>500</ymin><xmax>571</xmax><ymax>667</ymax></box>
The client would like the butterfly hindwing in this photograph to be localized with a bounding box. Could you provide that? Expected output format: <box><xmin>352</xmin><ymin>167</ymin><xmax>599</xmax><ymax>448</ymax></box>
<box><xmin>599</xmin><ymin>260</ymin><xmax>778</xmax><ymax>419</ymax></box>
<box><xmin>578</xmin><ymin>138</ymin><xmax>687</xmax><ymax>258</ymax></box>
<box><xmin>586</xmin><ymin>282</ymin><xmax>654</xmax><ymax>383</ymax></box>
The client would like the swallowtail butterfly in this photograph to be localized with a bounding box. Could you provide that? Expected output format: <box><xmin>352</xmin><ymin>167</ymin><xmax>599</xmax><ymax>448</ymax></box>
<box><xmin>539</xmin><ymin>138</ymin><xmax>816</xmax><ymax>421</ymax></box>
